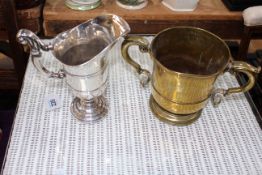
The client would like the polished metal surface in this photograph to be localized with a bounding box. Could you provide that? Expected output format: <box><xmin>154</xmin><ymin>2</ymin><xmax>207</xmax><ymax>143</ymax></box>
<box><xmin>17</xmin><ymin>14</ymin><xmax>130</xmax><ymax>122</ymax></box>
<box><xmin>121</xmin><ymin>27</ymin><xmax>260</xmax><ymax>125</ymax></box>
<box><xmin>149</xmin><ymin>95</ymin><xmax>201</xmax><ymax>125</ymax></box>
<box><xmin>71</xmin><ymin>96</ymin><xmax>108</xmax><ymax>122</ymax></box>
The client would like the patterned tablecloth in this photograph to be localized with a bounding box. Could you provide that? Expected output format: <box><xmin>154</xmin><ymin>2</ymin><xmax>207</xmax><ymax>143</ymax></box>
<box><xmin>2</xmin><ymin>38</ymin><xmax>262</xmax><ymax>175</ymax></box>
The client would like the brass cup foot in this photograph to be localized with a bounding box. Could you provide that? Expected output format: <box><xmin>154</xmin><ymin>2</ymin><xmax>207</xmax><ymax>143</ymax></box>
<box><xmin>149</xmin><ymin>95</ymin><xmax>201</xmax><ymax>125</ymax></box>
<box><xmin>70</xmin><ymin>96</ymin><xmax>107</xmax><ymax>122</ymax></box>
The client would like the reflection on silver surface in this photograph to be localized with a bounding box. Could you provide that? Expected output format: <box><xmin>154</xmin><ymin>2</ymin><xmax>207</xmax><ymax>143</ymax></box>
<box><xmin>17</xmin><ymin>14</ymin><xmax>130</xmax><ymax>122</ymax></box>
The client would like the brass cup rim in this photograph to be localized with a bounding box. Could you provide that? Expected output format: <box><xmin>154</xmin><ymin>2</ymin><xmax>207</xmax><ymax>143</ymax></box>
<box><xmin>149</xmin><ymin>26</ymin><xmax>232</xmax><ymax>78</ymax></box>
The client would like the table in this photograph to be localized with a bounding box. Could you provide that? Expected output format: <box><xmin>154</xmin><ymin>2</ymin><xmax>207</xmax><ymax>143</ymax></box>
<box><xmin>2</xmin><ymin>38</ymin><xmax>262</xmax><ymax>174</ymax></box>
<box><xmin>43</xmin><ymin>0</ymin><xmax>244</xmax><ymax>38</ymax></box>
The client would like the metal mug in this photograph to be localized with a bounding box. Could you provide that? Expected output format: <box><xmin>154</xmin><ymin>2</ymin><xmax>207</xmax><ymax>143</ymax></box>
<box><xmin>17</xmin><ymin>14</ymin><xmax>130</xmax><ymax>122</ymax></box>
<box><xmin>121</xmin><ymin>27</ymin><xmax>261</xmax><ymax>125</ymax></box>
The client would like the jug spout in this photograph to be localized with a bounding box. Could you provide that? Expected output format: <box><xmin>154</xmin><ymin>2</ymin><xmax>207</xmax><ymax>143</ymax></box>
<box><xmin>96</xmin><ymin>14</ymin><xmax>130</xmax><ymax>57</ymax></box>
<box><xmin>95</xmin><ymin>14</ymin><xmax>131</xmax><ymax>42</ymax></box>
<box><xmin>89</xmin><ymin>14</ymin><xmax>131</xmax><ymax>60</ymax></box>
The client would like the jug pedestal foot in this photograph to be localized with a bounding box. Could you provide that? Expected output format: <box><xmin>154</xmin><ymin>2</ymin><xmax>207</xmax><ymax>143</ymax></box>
<box><xmin>71</xmin><ymin>96</ymin><xmax>107</xmax><ymax>122</ymax></box>
<box><xmin>149</xmin><ymin>95</ymin><xmax>201</xmax><ymax>125</ymax></box>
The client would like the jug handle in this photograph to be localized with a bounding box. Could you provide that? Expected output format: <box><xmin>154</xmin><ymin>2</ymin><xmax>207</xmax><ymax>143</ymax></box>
<box><xmin>17</xmin><ymin>29</ymin><xmax>65</xmax><ymax>79</ymax></box>
<box><xmin>211</xmin><ymin>61</ymin><xmax>261</xmax><ymax>107</ymax></box>
<box><xmin>121</xmin><ymin>36</ymin><xmax>151</xmax><ymax>86</ymax></box>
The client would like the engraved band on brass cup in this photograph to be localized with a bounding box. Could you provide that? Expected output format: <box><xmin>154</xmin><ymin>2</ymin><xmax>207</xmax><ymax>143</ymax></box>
<box><xmin>151</xmin><ymin>84</ymin><xmax>208</xmax><ymax>114</ymax></box>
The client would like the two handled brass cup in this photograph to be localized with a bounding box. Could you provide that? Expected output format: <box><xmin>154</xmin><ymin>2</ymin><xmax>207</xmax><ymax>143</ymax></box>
<box><xmin>121</xmin><ymin>27</ymin><xmax>261</xmax><ymax>125</ymax></box>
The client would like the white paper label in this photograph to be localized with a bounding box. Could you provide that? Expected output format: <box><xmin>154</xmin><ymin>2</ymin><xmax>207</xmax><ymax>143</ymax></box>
<box><xmin>44</xmin><ymin>94</ymin><xmax>62</xmax><ymax>111</ymax></box>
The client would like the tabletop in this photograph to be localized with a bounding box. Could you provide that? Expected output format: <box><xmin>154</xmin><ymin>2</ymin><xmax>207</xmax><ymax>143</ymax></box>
<box><xmin>2</xmin><ymin>38</ymin><xmax>262</xmax><ymax>174</ymax></box>
<box><xmin>43</xmin><ymin>0</ymin><xmax>244</xmax><ymax>38</ymax></box>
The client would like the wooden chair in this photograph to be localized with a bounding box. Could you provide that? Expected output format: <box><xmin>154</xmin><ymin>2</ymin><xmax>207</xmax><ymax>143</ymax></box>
<box><xmin>0</xmin><ymin>0</ymin><xmax>43</xmax><ymax>92</ymax></box>
<box><xmin>0</xmin><ymin>0</ymin><xmax>28</xmax><ymax>91</ymax></box>
<box><xmin>0</xmin><ymin>1</ymin><xmax>43</xmax><ymax>167</ymax></box>
<box><xmin>237</xmin><ymin>6</ymin><xmax>262</xmax><ymax>60</ymax></box>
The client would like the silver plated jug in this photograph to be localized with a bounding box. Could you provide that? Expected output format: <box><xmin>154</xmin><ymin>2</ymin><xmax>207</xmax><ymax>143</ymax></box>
<box><xmin>17</xmin><ymin>14</ymin><xmax>130</xmax><ymax>122</ymax></box>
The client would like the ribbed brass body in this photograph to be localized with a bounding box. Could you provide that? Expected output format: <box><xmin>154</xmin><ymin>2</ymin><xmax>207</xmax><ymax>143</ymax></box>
<box><xmin>151</xmin><ymin>66</ymin><xmax>216</xmax><ymax>114</ymax></box>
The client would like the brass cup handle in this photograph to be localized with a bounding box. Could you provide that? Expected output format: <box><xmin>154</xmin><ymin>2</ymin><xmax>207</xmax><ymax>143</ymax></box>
<box><xmin>121</xmin><ymin>36</ymin><xmax>151</xmax><ymax>86</ymax></box>
<box><xmin>211</xmin><ymin>61</ymin><xmax>261</xmax><ymax>106</ymax></box>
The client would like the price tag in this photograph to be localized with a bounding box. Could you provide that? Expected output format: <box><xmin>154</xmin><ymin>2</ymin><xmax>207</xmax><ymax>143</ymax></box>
<box><xmin>44</xmin><ymin>94</ymin><xmax>62</xmax><ymax>111</ymax></box>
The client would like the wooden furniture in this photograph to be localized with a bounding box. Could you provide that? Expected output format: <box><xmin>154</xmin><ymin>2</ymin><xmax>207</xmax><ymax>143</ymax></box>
<box><xmin>15</xmin><ymin>0</ymin><xmax>44</xmax><ymax>9</ymax></box>
<box><xmin>0</xmin><ymin>1</ymin><xmax>42</xmax><ymax>40</ymax></box>
<box><xmin>0</xmin><ymin>0</ymin><xmax>42</xmax><ymax>91</ymax></box>
<box><xmin>43</xmin><ymin>0</ymin><xmax>245</xmax><ymax>38</ymax></box>
<box><xmin>0</xmin><ymin>0</ymin><xmax>27</xmax><ymax>91</ymax></box>
<box><xmin>222</xmin><ymin>0</ymin><xmax>262</xmax><ymax>11</ymax></box>
<box><xmin>238</xmin><ymin>6</ymin><xmax>262</xmax><ymax>60</ymax></box>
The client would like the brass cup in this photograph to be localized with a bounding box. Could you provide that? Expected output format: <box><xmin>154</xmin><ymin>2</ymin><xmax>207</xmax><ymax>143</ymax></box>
<box><xmin>121</xmin><ymin>27</ymin><xmax>261</xmax><ymax>125</ymax></box>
